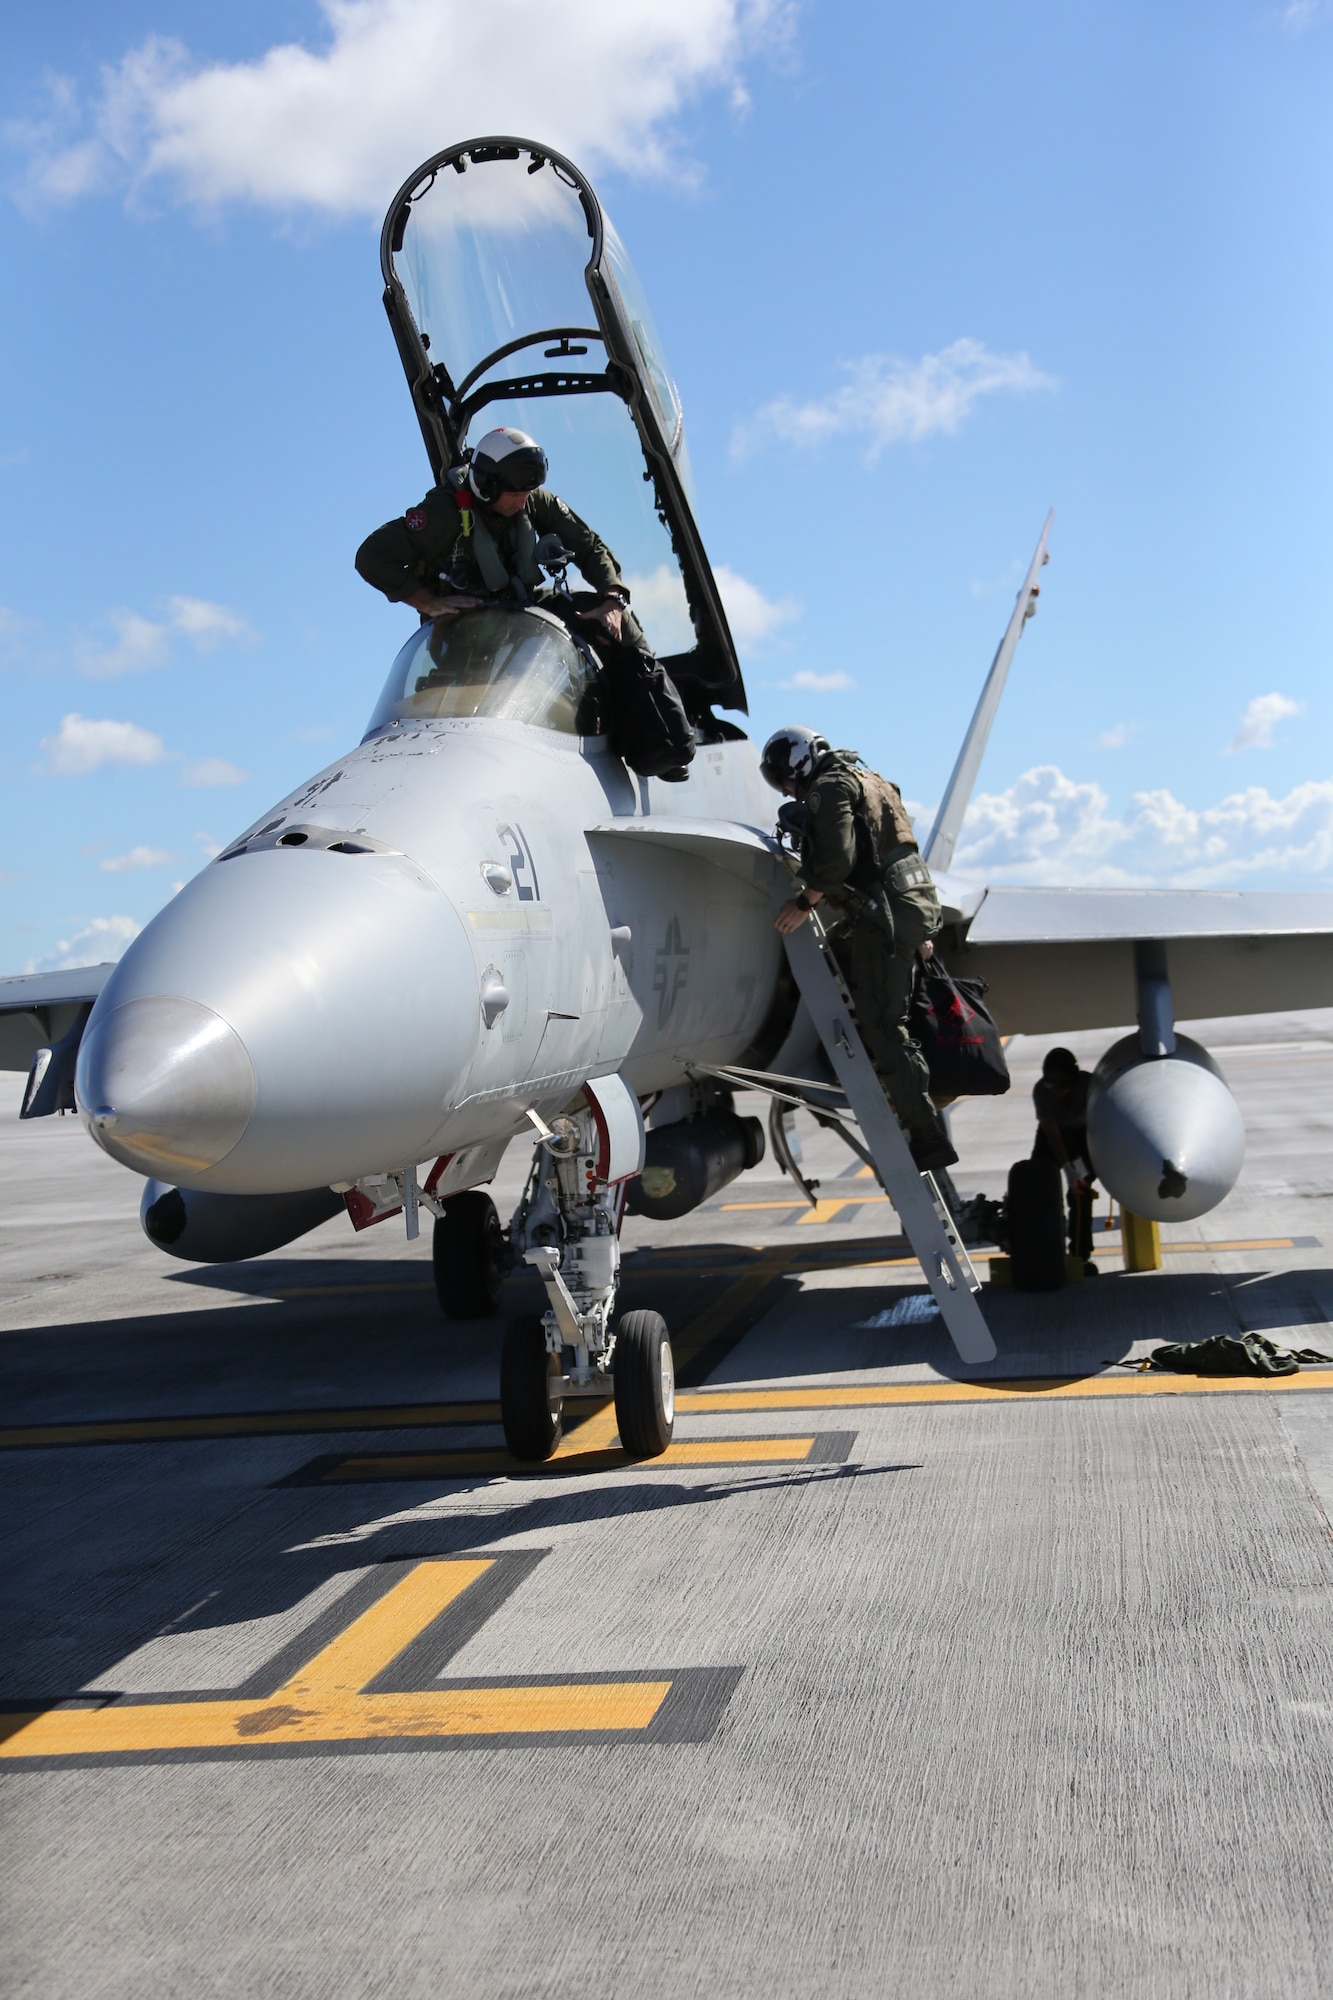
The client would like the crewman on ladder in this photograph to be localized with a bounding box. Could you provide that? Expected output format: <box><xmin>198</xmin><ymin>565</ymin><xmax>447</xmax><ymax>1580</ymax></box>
<box><xmin>761</xmin><ymin>726</ymin><xmax>957</xmax><ymax>1173</ymax></box>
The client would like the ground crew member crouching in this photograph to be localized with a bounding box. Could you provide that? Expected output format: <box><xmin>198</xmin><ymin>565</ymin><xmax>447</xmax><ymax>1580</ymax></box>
<box><xmin>761</xmin><ymin>726</ymin><xmax>958</xmax><ymax>1173</ymax></box>
<box><xmin>1032</xmin><ymin>1046</ymin><xmax>1097</xmax><ymax>1269</ymax></box>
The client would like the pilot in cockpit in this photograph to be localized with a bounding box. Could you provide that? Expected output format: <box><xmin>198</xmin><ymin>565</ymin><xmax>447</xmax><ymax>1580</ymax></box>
<box><xmin>356</xmin><ymin>424</ymin><xmax>696</xmax><ymax>780</ymax></box>
<box><xmin>355</xmin><ymin>426</ymin><xmax>641</xmax><ymax>649</ymax></box>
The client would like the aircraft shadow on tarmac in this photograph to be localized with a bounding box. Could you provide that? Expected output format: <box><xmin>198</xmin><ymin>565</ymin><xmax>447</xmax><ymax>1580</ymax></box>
<box><xmin>1</xmin><ymin>1443</ymin><xmax>915</xmax><ymax>1703</ymax></box>
<box><xmin>5</xmin><ymin>1252</ymin><xmax>1330</xmax><ymax>1423</ymax></box>
<box><xmin>5</xmin><ymin>1239</ymin><xmax>1330</xmax><ymax>1698</ymax></box>
<box><xmin>732</xmin><ymin>1261</ymin><xmax>1333</xmax><ymax>1386</ymax></box>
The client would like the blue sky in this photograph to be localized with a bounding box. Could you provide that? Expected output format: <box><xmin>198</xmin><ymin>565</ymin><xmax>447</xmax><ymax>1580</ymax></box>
<box><xmin>2</xmin><ymin>0</ymin><xmax>1331</xmax><ymax>971</ymax></box>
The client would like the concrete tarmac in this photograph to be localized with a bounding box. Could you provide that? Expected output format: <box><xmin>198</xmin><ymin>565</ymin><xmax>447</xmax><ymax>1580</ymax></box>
<box><xmin>3</xmin><ymin>1014</ymin><xmax>1333</xmax><ymax>1998</ymax></box>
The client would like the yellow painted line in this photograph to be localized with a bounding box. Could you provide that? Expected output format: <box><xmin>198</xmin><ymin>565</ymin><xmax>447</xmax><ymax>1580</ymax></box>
<box><xmin>0</xmin><ymin>1560</ymin><xmax>671</xmax><ymax>1759</ymax></box>
<box><xmin>0</xmin><ymin>1402</ymin><xmax>501</xmax><ymax>1451</ymax></box>
<box><xmin>664</xmin><ymin>1437</ymin><xmax>814</xmax><ymax>1464</ymax></box>
<box><xmin>0</xmin><ymin>1684</ymin><xmax>669</xmax><ymax>1758</ymax></box>
<box><xmin>553</xmin><ymin>1397</ymin><xmax>619</xmax><ymax>1458</ymax></box>
<box><xmin>725</xmin><ymin>1193</ymin><xmax>891</xmax><ymax>1213</ymax></box>
<box><xmin>677</xmin><ymin>1368</ymin><xmax>1333</xmax><ymax>1412</ymax></box>
<box><xmin>669</xmin><ymin>1253</ymin><xmax>794</xmax><ymax>1372</ymax></box>
<box><xmin>796</xmin><ymin>1197</ymin><xmax>870</xmax><ymax>1226</ymax></box>
<box><xmin>8</xmin><ymin>1233</ymin><xmax>1314</xmax><ymax>1454</ymax></box>
<box><xmin>317</xmin><ymin>1436</ymin><xmax>820</xmax><ymax>1482</ymax></box>
<box><xmin>281</xmin><ymin>1560</ymin><xmax>492</xmax><ymax>1699</ymax></box>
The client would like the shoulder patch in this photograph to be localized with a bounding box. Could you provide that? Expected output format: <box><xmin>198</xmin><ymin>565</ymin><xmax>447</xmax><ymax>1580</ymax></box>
<box><xmin>807</xmin><ymin>789</ymin><xmax>822</xmax><ymax>812</ymax></box>
<box><xmin>405</xmin><ymin>507</ymin><xmax>428</xmax><ymax>532</ymax></box>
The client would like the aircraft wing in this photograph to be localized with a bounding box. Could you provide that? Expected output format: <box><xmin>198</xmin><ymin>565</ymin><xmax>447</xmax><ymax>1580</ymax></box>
<box><xmin>945</xmin><ymin>886</ymin><xmax>1333</xmax><ymax>1034</ymax></box>
<box><xmin>0</xmin><ymin>964</ymin><xmax>116</xmax><ymax>1071</ymax></box>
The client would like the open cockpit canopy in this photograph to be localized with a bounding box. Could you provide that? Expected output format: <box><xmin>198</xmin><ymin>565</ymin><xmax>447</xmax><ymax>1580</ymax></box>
<box><xmin>379</xmin><ymin>137</ymin><xmax>744</xmax><ymax>713</ymax></box>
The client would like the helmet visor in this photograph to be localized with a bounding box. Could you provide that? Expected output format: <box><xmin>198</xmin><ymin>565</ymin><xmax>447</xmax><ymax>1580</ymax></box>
<box><xmin>493</xmin><ymin>446</ymin><xmax>548</xmax><ymax>494</ymax></box>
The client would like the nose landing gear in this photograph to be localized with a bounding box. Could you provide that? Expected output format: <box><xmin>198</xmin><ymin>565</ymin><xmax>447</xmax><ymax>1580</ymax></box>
<box><xmin>503</xmin><ymin>1087</ymin><xmax>671</xmax><ymax>1463</ymax></box>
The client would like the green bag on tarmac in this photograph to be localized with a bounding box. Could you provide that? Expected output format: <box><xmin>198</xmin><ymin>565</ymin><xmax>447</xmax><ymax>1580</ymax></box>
<box><xmin>1145</xmin><ymin>1333</ymin><xmax>1332</xmax><ymax>1377</ymax></box>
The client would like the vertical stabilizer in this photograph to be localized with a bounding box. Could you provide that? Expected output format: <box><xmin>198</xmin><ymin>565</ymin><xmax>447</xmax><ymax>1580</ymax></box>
<box><xmin>922</xmin><ymin>511</ymin><xmax>1053</xmax><ymax>874</ymax></box>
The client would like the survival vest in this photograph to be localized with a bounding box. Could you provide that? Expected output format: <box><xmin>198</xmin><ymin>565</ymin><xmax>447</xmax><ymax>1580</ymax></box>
<box><xmin>443</xmin><ymin>465</ymin><xmax>543</xmax><ymax>596</ymax></box>
<box><xmin>825</xmin><ymin>750</ymin><xmax>919</xmax><ymax>895</ymax></box>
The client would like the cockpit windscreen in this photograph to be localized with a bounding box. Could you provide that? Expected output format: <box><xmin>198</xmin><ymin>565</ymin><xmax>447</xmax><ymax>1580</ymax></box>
<box><xmin>364</xmin><ymin>605</ymin><xmax>596</xmax><ymax>738</ymax></box>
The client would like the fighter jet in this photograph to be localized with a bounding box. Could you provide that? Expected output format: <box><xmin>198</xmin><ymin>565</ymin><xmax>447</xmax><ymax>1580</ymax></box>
<box><xmin>4</xmin><ymin>137</ymin><xmax>1332</xmax><ymax>1457</ymax></box>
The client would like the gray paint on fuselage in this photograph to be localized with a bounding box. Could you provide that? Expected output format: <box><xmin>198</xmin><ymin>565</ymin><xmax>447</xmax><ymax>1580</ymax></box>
<box><xmin>86</xmin><ymin>718</ymin><xmax>784</xmax><ymax>1193</ymax></box>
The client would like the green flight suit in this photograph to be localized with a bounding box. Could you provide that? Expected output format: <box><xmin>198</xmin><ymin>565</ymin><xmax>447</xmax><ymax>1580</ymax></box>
<box><xmin>355</xmin><ymin>481</ymin><xmax>648</xmax><ymax>648</ymax></box>
<box><xmin>798</xmin><ymin>752</ymin><xmax>942</xmax><ymax>1132</ymax></box>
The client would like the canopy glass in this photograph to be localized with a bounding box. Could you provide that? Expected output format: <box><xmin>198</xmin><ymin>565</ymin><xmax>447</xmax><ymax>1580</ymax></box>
<box><xmin>363</xmin><ymin>605</ymin><xmax>596</xmax><ymax>738</ymax></box>
<box><xmin>379</xmin><ymin>138</ymin><xmax>742</xmax><ymax>708</ymax></box>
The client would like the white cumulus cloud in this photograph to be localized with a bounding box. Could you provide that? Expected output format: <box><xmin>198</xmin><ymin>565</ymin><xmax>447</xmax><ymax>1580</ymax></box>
<box><xmin>41</xmin><ymin>713</ymin><xmax>168</xmax><ymax>775</ymax></box>
<box><xmin>930</xmin><ymin>763</ymin><xmax>1333</xmax><ymax>890</ymax></box>
<box><xmin>25</xmin><ymin>914</ymin><xmax>142</xmax><ymax>974</ymax></box>
<box><xmin>1098</xmin><ymin>720</ymin><xmax>1142</xmax><ymax>751</ymax></box>
<box><xmin>9</xmin><ymin>0</ymin><xmax>791</xmax><ymax>216</ymax></box>
<box><xmin>713</xmin><ymin>564</ymin><xmax>800</xmax><ymax>652</ymax></box>
<box><xmin>623</xmin><ymin>561</ymin><xmax>798</xmax><ymax>658</ymax></box>
<box><xmin>732</xmin><ymin>338</ymin><xmax>1056</xmax><ymax>463</ymax></box>
<box><xmin>79</xmin><ymin>595</ymin><xmax>253</xmax><ymax>678</ymax></box>
<box><xmin>1223</xmin><ymin>691</ymin><xmax>1303</xmax><ymax>753</ymax></box>
<box><xmin>182</xmin><ymin>757</ymin><xmax>247</xmax><ymax>787</ymax></box>
<box><xmin>778</xmin><ymin>668</ymin><xmax>855</xmax><ymax>692</ymax></box>
<box><xmin>99</xmin><ymin>845</ymin><xmax>177</xmax><ymax>873</ymax></box>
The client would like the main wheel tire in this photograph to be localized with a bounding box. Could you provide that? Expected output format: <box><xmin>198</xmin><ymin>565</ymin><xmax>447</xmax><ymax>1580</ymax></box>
<box><xmin>500</xmin><ymin>1314</ymin><xmax>562</xmax><ymax>1461</ymax></box>
<box><xmin>613</xmin><ymin>1310</ymin><xmax>676</xmax><ymax>1458</ymax></box>
<box><xmin>432</xmin><ymin>1191</ymin><xmax>506</xmax><ymax>1319</ymax></box>
<box><xmin>1006</xmin><ymin>1158</ymin><xmax>1067</xmax><ymax>1291</ymax></box>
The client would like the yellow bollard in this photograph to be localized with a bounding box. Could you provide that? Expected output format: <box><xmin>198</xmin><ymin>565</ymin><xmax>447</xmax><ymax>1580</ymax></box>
<box><xmin>1121</xmin><ymin>1210</ymin><xmax>1163</xmax><ymax>1273</ymax></box>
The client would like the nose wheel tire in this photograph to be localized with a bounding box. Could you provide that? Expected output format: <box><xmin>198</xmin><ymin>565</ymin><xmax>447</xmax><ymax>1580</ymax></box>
<box><xmin>500</xmin><ymin>1314</ymin><xmax>563</xmax><ymax>1460</ymax></box>
<box><xmin>613</xmin><ymin>1310</ymin><xmax>675</xmax><ymax>1458</ymax></box>
<box><xmin>433</xmin><ymin>1191</ymin><xmax>506</xmax><ymax>1319</ymax></box>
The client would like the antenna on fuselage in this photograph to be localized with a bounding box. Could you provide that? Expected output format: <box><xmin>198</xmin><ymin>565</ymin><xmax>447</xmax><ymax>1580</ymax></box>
<box><xmin>922</xmin><ymin>509</ymin><xmax>1054</xmax><ymax>875</ymax></box>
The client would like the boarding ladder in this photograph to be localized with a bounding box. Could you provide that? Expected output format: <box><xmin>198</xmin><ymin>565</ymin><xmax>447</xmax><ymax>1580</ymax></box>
<box><xmin>781</xmin><ymin>917</ymin><xmax>997</xmax><ymax>1366</ymax></box>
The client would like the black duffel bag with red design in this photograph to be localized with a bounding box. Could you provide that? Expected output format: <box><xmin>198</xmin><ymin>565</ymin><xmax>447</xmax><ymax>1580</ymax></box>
<box><xmin>911</xmin><ymin>959</ymin><xmax>1010</xmax><ymax>1098</ymax></box>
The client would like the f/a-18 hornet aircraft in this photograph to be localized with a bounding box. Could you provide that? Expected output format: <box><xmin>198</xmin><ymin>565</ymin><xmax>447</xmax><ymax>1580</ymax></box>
<box><xmin>4</xmin><ymin>138</ymin><xmax>1332</xmax><ymax>1458</ymax></box>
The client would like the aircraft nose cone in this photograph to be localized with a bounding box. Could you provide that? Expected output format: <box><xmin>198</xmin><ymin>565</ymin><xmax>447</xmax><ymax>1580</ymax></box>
<box><xmin>76</xmin><ymin>995</ymin><xmax>256</xmax><ymax>1177</ymax></box>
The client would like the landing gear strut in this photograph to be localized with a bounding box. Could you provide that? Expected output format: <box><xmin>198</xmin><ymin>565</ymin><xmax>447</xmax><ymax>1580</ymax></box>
<box><xmin>503</xmin><ymin>1096</ymin><xmax>673</xmax><ymax>1463</ymax></box>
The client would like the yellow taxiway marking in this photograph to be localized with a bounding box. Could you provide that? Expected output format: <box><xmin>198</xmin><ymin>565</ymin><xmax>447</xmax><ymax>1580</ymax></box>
<box><xmin>5</xmin><ymin>1231</ymin><xmax>1317</xmax><ymax>1454</ymax></box>
<box><xmin>277</xmin><ymin>1231</ymin><xmax>1304</xmax><ymax>1285</ymax></box>
<box><xmin>0</xmin><ymin>1560</ymin><xmax>671</xmax><ymax>1760</ymax></box>
<box><xmin>553</xmin><ymin>1398</ymin><xmax>620</xmax><ymax>1458</ymax></box>
<box><xmin>281</xmin><ymin>1559</ymin><xmax>489</xmax><ymax>1698</ymax></box>
<box><xmin>0</xmin><ymin>1402</ymin><xmax>501</xmax><ymax>1451</ymax></box>
<box><xmin>314</xmin><ymin>1436</ymin><xmax>821</xmax><ymax>1482</ymax></box>
<box><xmin>724</xmin><ymin>1193</ymin><xmax>890</xmax><ymax>1213</ymax></box>
<box><xmin>672</xmin><ymin>1253</ymin><xmax>795</xmax><ymax>1369</ymax></box>
<box><xmin>795</xmin><ymin>1197</ymin><xmax>875</xmax><ymax>1226</ymax></box>
<box><xmin>676</xmin><ymin>1368</ymin><xmax>1333</xmax><ymax>1412</ymax></box>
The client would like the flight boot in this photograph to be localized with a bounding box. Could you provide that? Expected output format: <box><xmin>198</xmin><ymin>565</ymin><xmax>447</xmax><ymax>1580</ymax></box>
<box><xmin>908</xmin><ymin>1118</ymin><xmax>959</xmax><ymax>1173</ymax></box>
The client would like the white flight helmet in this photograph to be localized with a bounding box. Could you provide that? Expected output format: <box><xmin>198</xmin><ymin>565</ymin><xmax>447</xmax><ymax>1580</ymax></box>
<box><xmin>760</xmin><ymin>725</ymin><xmax>829</xmax><ymax>792</ymax></box>
<box><xmin>467</xmin><ymin>427</ymin><xmax>549</xmax><ymax>502</ymax></box>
